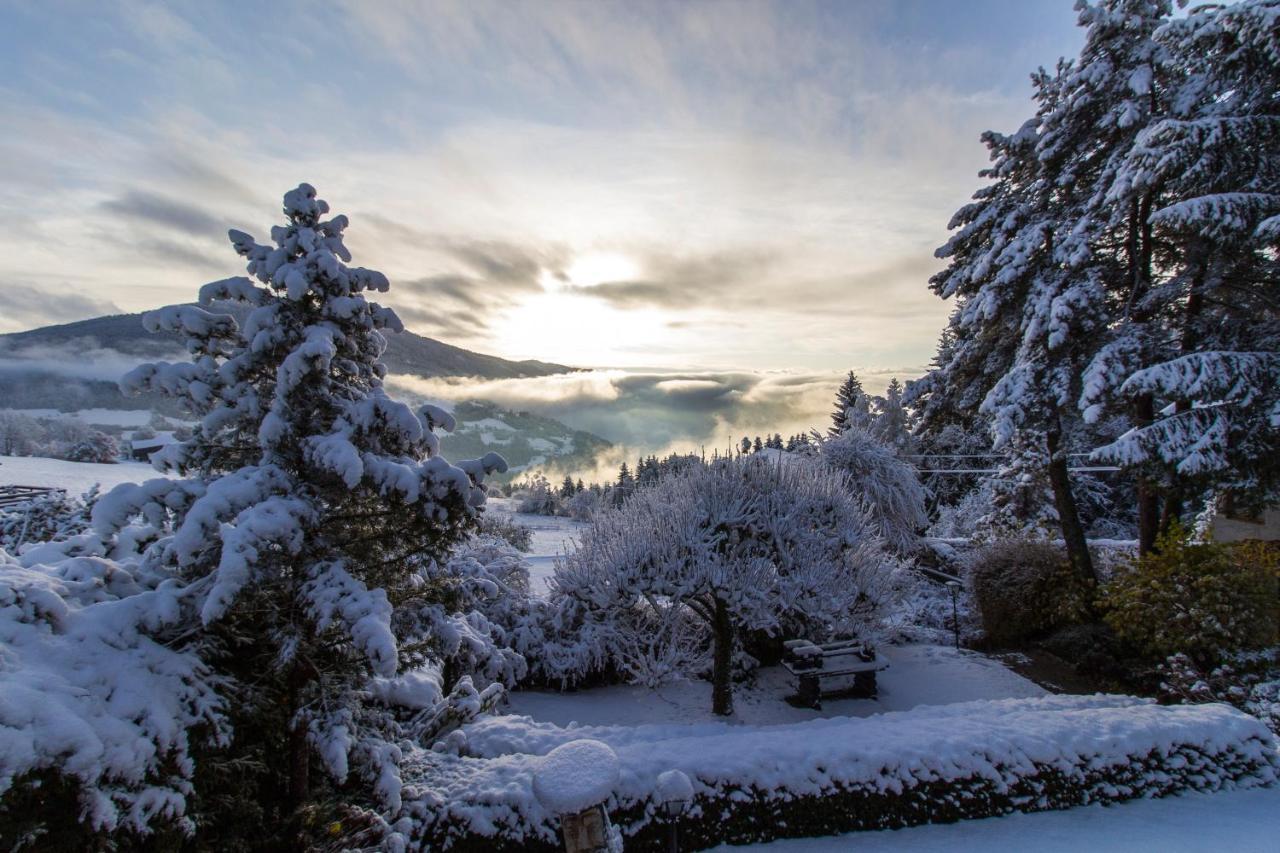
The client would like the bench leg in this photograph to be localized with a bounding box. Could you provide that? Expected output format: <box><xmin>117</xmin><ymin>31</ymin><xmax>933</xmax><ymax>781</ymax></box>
<box><xmin>798</xmin><ymin>673</ymin><xmax>821</xmax><ymax>710</ymax></box>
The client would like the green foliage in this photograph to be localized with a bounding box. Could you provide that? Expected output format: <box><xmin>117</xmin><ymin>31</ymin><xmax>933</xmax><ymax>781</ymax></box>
<box><xmin>969</xmin><ymin>540</ymin><xmax>1094</xmax><ymax>646</ymax></box>
<box><xmin>1160</xmin><ymin>650</ymin><xmax>1280</xmax><ymax>736</ymax></box>
<box><xmin>1101</xmin><ymin>527</ymin><xmax>1280</xmax><ymax>665</ymax></box>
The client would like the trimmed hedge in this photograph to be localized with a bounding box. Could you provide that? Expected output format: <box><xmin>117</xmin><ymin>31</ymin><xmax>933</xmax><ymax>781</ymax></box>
<box><xmin>403</xmin><ymin>696</ymin><xmax>1279</xmax><ymax>851</ymax></box>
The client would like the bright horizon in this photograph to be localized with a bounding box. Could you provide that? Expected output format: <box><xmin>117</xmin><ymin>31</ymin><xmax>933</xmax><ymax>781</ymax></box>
<box><xmin>0</xmin><ymin>1</ymin><xmax>1084</xmax><ymax>376</ymax></box>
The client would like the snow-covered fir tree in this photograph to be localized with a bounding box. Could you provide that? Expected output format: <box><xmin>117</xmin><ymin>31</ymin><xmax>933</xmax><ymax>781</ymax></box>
<box><xmin>0</xmin><ymin>184</ymin><xmax>510</xmax><ymax>849</ymax></box>
<box><xmin>870</xmin><ymin>377</ymin><xmax>912</xmax><ymax>451</ymax></box>
<box><xmin>1081</xmin><ymin>0</ymin><xmax>1280</xmax><ymax>526</ymax></box>
<box><xmin>830</xmin><ymin>370</ymin><xmax>872</xmax><ymax>435</ymax></box>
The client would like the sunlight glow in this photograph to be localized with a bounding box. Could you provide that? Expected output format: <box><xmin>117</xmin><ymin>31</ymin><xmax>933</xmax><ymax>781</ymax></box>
<box><xmin>488</xmin><ymin>290</ymin><xmax>672</xmax><ymax>367</ymax></box>
<box><xmin>565</xmin><ymin>252</ymin><xmax>641</xmax><ymax>287</ymax></box>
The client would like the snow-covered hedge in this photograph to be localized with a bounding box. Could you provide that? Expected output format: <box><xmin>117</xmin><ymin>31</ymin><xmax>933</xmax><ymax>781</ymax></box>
<box><xmin>400</xmin><ymin>695</ymin><xmax>1278</xmax><ymax>850</ymax></box>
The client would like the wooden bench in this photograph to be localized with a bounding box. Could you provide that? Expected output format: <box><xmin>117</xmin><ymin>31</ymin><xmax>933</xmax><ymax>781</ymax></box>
<box><xmin>782</xmin><ymin>639</ymin><xmax>888</xmax><ymax>709</ymax></box>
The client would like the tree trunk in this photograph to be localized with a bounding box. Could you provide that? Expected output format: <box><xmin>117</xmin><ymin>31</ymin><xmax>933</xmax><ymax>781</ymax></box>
<box><xmin>1126</xmin><ymin>196</ymin><xmax>1163</xmax><ymax>555</ymax></box>
<box><xmin>1134</xmin><ymin>394</ymin><xmax>1161</xmax><ymax>554</ymax></box>
<box><xmin>1159</xmin><ymin>253</ymin><xmax>1208</xmax><ymax>540</ymax></box>
<box><xmin>1046</xmin><ymin>416</ymin><xmax>1095</xmax><ymax>583</ymax></box>
<box><xmin>287</xmin><ymin>662</ymin><xmax>311</xmax><ymax>822</ymax></box>
<box><xmin>711</xmin><ymin>598</ymin><xmax>734</xmax><ymax>717</ymax></box>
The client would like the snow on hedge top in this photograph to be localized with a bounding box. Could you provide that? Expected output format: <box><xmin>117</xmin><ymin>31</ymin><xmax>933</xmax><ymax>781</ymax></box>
<box><xmin>532</xmin><ymin>738</ymin><xmax>620</xmax><ymax>815</ymax></box>
<box><xmin>403</xmin><ymin>694</ymin><xmax>1279</xmax><ymax>844</ymax></box>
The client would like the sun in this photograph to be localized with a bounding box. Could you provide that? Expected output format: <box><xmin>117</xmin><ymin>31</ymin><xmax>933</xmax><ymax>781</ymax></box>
<box><xmin>564</xmin><ymin>252</ymin><xmax>640</xmax><ymax>287</ymax></box>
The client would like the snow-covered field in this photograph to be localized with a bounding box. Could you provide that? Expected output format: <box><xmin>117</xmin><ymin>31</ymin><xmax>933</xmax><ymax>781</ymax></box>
<box><xmin>506</xmin><ymin>644</ymin><xmax>1045</xmax><ymax>726</ymax></box>
<box><xmin>717</xmin><ymin>786</ymin><xmax>1279</xmax><ymax>852</ymax></box>
<box><xmin>3</xmin><ymin>407</ymin><xmax>194</xmax><ymax>428</ymax></box>
<box><xmin>0</xmin><ymin>454</ymin><xmax>164</xmax><ymax>493</ymax></box>
<box><xmin>486</xmin><ymin>497</ymin><xmax>585</xmax><ymax>595</ymax></box>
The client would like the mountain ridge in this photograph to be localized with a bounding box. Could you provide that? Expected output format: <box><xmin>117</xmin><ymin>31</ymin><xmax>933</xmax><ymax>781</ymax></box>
<box><xmin>0</xmin><ymin>306</ymin><xmax>575</xmax><ymax>381</ymax></box>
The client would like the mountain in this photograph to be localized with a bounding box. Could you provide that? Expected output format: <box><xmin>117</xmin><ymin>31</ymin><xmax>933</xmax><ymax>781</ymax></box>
<box><xmin>437</xmin><ymin>400</ymin><xmax>612</xmax><ymax>479</ymax></box>
<box><xmin>0</xmin><ymin>308</ymin><xmax>613</xmax><ymax>478</ymax></box>
<box><xmin>0</xmin><ymin>305</ymin><xmax>572</xmax><ymax>380</ymax></box>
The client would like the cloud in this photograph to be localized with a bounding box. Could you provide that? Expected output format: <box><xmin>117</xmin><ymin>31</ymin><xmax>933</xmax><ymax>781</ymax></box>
<box><xmin>386</xmin><ymin>366</ymin><xmax>924</xmax><ymax>462</ymax></box>
<box><xmin>0</xmin><ymin>339</ymin><xmax>185</xmax><ymax>383</ymax></box>
<box><xmin>383</xmin><ymin>233</ymin><xmax>568</xmax><ymax>340</ymax></box>
<box><xmin>0</xmin><ymin>287</ymin><xmax>121</xmax><ymax>334</ymax></box>
<box><xmin>100</xmin><ymin>190</ymin><xmax>225</xmax><ymax>237</ymax></box>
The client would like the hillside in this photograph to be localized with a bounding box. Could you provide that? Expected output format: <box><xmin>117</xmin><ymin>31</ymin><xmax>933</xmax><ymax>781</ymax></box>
<box><xmin>0</xmin><ymin>305</ymin><xmax>572</xmax><ymax>380</ymax></box>
<box><xmin>438</xmin><ymin>400</ymin><xmax>612</xmax><ymax>479</ymax></box>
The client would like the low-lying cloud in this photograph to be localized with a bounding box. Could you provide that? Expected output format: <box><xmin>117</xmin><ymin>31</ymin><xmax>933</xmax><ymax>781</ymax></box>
<box><xmin>387</xmin><ymin>366</ymin><xmax>923</xmax><ymax>468</ymax></box>
<box><xmin>0</xmin><ymin>288</ymin><xmax>122</xmax><ymax>335</ymax></box>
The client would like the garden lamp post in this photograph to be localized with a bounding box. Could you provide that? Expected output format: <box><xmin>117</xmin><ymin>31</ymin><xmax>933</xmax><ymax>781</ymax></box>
<box><xmin>946</xmin><ymin>580</ymin><xmax>961</xmax><ymax>650</ymax></box>
<box><xmin>656</xmin><ymin>769</ymin><xmax>693</xmax><ymax>853</ymax></box>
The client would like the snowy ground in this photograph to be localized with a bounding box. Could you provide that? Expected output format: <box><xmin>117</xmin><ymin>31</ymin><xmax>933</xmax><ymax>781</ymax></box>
<box><xmin>506</xmin><ymin>644</ymin><xmax>1046</xmax><ymax>727</ymax></box>
<box><xmin>486</xmin><ymin>497</ymin><xmax>585</xmax><ymax>595</ymax></box>
<box><xmin>712</xmin><ymin>786</ymin><xmax>1279</xmax><ymax>852</ymax></box>
<box><xmin>0</xmin><ymin>454</ymin><xmax>165</xmax><ymax>493</ymax></box>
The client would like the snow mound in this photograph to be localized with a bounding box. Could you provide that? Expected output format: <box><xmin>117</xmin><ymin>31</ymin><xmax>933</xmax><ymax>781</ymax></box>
<box><xmin>532</xmin><ymin>738</ymin><xmax>619</xmax><ymax>815</ymax></box>
<box><xmin>655</xmin><ymin>769</ymin><xmax>693</xmax><ymax>806</ymax></box>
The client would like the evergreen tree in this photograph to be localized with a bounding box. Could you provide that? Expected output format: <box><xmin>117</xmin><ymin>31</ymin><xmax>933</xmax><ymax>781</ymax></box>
<box><xmin>870</xmin><ymin>377</ymin><xmax>912</xmax><ymax>451</ymax></box>
<box><xmin>753</xmin><ymin>436</ymin><xmax>764</xmax><ymax>453</ymax></box>
<box><xmin>1080</xmin><ymin>0</ymin><xmax>1280</xmax><ymax>527</ymax></box>
<box><xmin>559</xmin><ymin>474</ymin><xmax>576</xmax><ymax>499</ymax></box>
<box><xmin>829</xmin><ymin>371</ymin><xmax>870</xmax><ymax>435</ymax></box>
<box><xmin>113</xmin><ymin>184</ymin><xmax>510</xmax><ymax>844</ymax></box>
<box><xmin>739</xmin><ymin>436</ymin><xmax>752</xmax><ymax>455</ymax></box>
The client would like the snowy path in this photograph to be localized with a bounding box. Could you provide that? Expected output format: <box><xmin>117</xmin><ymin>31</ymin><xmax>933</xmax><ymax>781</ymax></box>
<box><xmin>712</xmin><ymin>786</ymin><xmax>1279</xmax><ymax>852</ymax></box>
<box><xmin>0</xmin><ymin>455</ymin><xmax>166</xmax><ymax>493</ymax></box>
<box><xmin>485</xmin><ymin>498</ymin><xmax>585</xmax><ymax>596</ymax></box>
<box><xmin>506</xmin><ymin>644</ymin><xmax>1046</xmax><ymax>727</ymax></box>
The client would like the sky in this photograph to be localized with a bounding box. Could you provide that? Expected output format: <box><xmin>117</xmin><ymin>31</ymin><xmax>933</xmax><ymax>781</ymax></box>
<box><xmin>0</xmin><ymin>1</ymin><xmax>1086</xmax><ymax>456</ymax></box>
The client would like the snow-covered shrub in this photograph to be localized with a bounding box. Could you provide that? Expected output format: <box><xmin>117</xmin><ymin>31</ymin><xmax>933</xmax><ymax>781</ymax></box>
<box><xmin>0</xmin><ymin>487</ymin><xmax>97</xmax><ymax>554</ymax></box>
<box><xmin>816</xmin><ymin>427</ymin><xmax>926</xmax><ymax>553</ymax></box>
<box><xmin>477</xmin><ymin>513</ymin><xmax>533</xmax><ymax>552</ymax></box>
<box><xmin>1160</xmin><ymin>650</ymin><xmax>1280</xmax><ymax>736</ymax></box>
<box><xmin>405</xmin><ymin>695</ymin><xmax>1280</xmax><ymax>850</ymax></box>
<box><xmin>0</xmin><ymin>185</ymin><xmax>512</xmax><ymax>849</ymax></box>
<box><xmin>547</xmin><ymin>455</ymin><xmax>894</xmax><ymax>714</ymax></box>
<box><xmin>1101</xmin><ymin>529</ymin><xmax>1279</xmax><ymax>665</ymax></box>
<box><xmin>0</xmin><ymin>546</ymin><xmax>228</xmax><ymax>845</ymax></box>
<box><xmin>884</xmin><ymin>568</ymin><xmax>980</xmax><ymax>646</ymax></box>
<box><xmin>0</xmin><ymin>411</ymin><xmax>46</xmax><ymax>457</ymax></box>
<box><xmin>61</xmin><ymin>431</ymin><xmax>120</xmax><ymax>464</ymax></box>
<box><xmin>513</xmin><ymin>474</ymin><xmax>560</xmax><ymax>516</ymax></box>
<box><xmin>969</xmin><ymin>540</ymin><xmax>1092</xmax><ymax>646</ymax></box>
<box><xmin>562</xmin><ymin>485</ymin><xmax>607</xmax><ymax>521</ymax></box>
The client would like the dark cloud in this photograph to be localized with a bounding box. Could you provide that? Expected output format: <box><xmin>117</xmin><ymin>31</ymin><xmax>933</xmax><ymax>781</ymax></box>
<box><xmin>390</xmin><ymin>299</ymin><xmax>491</xmax><ymax>341</ymax></box>
<box><xmin>100</xmin><ymin>190</ymin><xmax>226</xmax><ymax>237</ymax></box>
<box><xmin>131</xmin><ymin>237</ymin><xmax>228</xmax><ymax>271</ymax></box>
<box><xmin>386</xmin><ymin>231</ymin><xmax>567</xmax><ymax>339</ymax></box>
<box><xmin>0</xmin><ymin>286</ymin><xmax>121</xmax><ymax>333</ymax></box>
<box><xmin>566</xmin><ymin>249</ymin><xmax>777</xmax><ymax>309</ymax></box>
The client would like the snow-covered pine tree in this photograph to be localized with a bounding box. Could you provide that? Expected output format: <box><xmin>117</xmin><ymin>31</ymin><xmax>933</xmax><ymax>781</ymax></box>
<box><xmin>870</xmin><ymin>377</ymin><xmax>912</xmax><ymax>451</ymax></box>
<box><xmin>829</xmin><ymin>370</ymin><xmax>871</xmax><ymax>435</ymax></box>
<box><xmin>111</xmin><ymin>184</ymin><xmax>509</xmax><ymax>845</ymax></box>
<box><xmin>1082</xmin><ymin>0</ymin><xmax>1280</xmax><ymax>524</ymax></box>
<box><xmin>1034</xmin><ymin>0</ymin><xmax>1177</xmax><ymax>553</ymax></box>
<box><xmin>921</xmin><ymin>61</ymin><xmax>1103</xmax><ymax>581</ymax></box>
